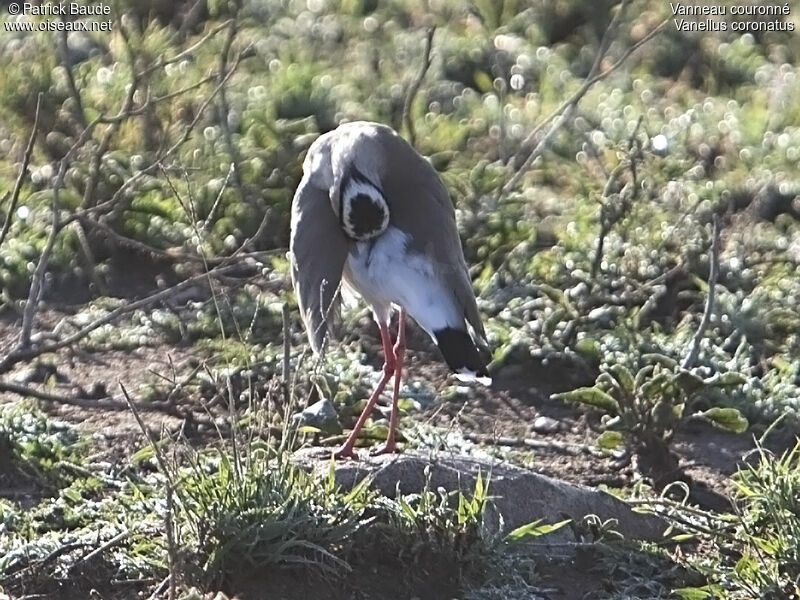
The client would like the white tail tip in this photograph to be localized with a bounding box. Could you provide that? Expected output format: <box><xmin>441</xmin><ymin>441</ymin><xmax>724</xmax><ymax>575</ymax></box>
<box><xmin>455</xmin><ymin>369</ymin><xmax>492</xmax><ymax>386</ymax></box>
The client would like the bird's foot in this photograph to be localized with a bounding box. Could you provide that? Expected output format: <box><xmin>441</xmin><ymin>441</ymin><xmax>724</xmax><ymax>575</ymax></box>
<box><xmin>370</xmin><ymin>439</ymin><xmax>399</xmax><ymax>456</ymax></box>
<box><xmin>332</xmin><ymin>444</ymin><xmax>358</xmax><ymax>460</ymax></box>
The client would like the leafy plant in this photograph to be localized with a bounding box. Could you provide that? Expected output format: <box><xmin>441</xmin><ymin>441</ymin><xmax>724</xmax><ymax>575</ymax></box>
<box><xmin>553</xmin><ymin>354</ymin><xmax>748</xmax><ymax>476</ymax></box>
<box><xmin>666</xmin><ymin>439</ymin><xmax>800</xmax><ymax>600</ymax></box>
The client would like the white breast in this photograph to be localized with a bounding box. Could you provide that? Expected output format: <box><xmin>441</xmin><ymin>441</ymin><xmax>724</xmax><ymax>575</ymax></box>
<box><xmin>343</xmin><ymin>227</ymin><xmax>463</xmax><ymax>338</ymax></box>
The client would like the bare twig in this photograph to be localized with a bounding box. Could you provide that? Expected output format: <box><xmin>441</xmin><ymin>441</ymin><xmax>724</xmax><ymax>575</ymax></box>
<box><xmin>498</xmin><ymin>10</ymin><xmax>668</xmax><ymax>198</ymax></box>
<box><xmin>72</xmin><ymin>219</ymin><xmax>107</xmax><ymax>295</ymax></box>
<box><xmin>0</xmin><ymin>263</ymin><xmax>242</xmax><ymax>373</ymax></box>
<box><xmin>100</xmin><ymin>45</ymin><xmax>252</xmax><ymax>227</ymax></box>
<box><xmin>0</xmin><ymin>93</ymin><xmax>42</xmax><ymax>251</ymax></box>
<box><xmin>682</xmin><ymin>214</ymin><xmax>721</xmax><ymax>370</ymax></box>
<box><xmin>462</xmin><ymin>431</ymin><xmax>603</xmax><ymax>456</ymax></box>
<box><xmin>57</xmin><ymin>28</ymin><xmax>88</xmax><ymax>129</ymax></box>
<box><xmin>590</xmin><ymin>116</ymin><xmax>644</xmax><ymax>278</ymax></box>
<box><xmin>19</xmin><ymin>164</ymin><xmax>64</xmax><ymax>348</ymax></box>
<box><xmin>136</xmin><ymin>20</ymin><xmax>234</xmax><ymax>80</ymax></box>
<box><xmin>164</xmin><ymin>361</ymin><xmax>204</xmax><ymax>405</ymax></box>
<box><xmin>0</xmin><ymin>380</ymin><xmax>130</xmax><ymax>410</ymax></box>
<box><xmin>146</xmin><ymin>575</ymin><xmax>171</xmax><ymax>600</ymax></box>
<box><xmin>201</xmin><ymin>163</ymin><xmax>234</xmax><ymax>233</ymax></box>
<box><xmin>120</xmin><ymin>383</ymin><xmax>174</xmax><ymax>485</ymax></box>
<box><xmin>80</xmin><ymin>17</ymin><xmax>139</xmax><ymax>213</ymax></box>
<box><xmin>215</xmin><ymin>18</ymin><xmax>247</xmax><ymax>203</ymax></box>
<box><xmin>12</xmin><ymin>112</ymin><xmax>115</xmax><ymax>349</ymax></box>
<box><xmin>80</xmin><ymin>210</ymin><xmax>276</xmax><ymax>266</ymax></box>
<box><xmin>70</xmin><ymin>529</ymin><xmax>130</xmax><ymax>572</ymax></box>
<box><xmin>498</xmin><ymin>102</ymin><xmax>577</xmax><ymax>200</ymax></box>
<box><xmin>121</xmin><ymin>379</ymin><xmax>180</xmax><ymax>600</ymax></box>
<box><xmin>403</xmin><ymin>26</ymin><xmax>436</xmax><ymax>149</ymax></box>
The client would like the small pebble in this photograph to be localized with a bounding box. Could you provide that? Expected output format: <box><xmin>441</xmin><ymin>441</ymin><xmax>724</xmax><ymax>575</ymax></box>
<box><xmin>532</xmin><ymin>415</ymin><xmax>561</xmax><ymax>434</ymax></box>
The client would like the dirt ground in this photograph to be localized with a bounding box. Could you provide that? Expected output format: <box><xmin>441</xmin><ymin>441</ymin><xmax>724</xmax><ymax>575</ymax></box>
<box><xmin>0</xmin><ymin>309</ymin><xmax>760</xmax><ymax>496</ymax></box>
<box><xmin>0</xmin><ymin>305</ymin><xmax>784</xmax><ymax>600</ymax></box>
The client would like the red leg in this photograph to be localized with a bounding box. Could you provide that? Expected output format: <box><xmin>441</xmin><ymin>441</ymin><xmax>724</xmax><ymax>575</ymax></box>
<box><xmin>372</xmin><ymin>309</ymin><xmax>406</xmax><ymax>456</ymax></box>
<box><xmin>334</xmin><ymin>321</ymin><xmax>395</xmax><ymax>459</ymax></box>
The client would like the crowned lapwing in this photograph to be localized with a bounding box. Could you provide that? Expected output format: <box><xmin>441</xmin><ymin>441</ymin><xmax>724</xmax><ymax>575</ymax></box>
<box><xmin>289</xmin><ymin>121</ymin><xmax>490</xmax><ymax>458</ymax></box>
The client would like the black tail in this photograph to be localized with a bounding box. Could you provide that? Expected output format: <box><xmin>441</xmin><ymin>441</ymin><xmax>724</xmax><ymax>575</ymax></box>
<box><xmin>434</xmin><ymin>327</ymin><xmax>490</xmax><ymax>379</ymax></box>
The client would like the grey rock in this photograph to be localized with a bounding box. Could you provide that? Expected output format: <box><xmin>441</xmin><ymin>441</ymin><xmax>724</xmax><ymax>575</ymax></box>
<box><xmin>532</xmin><ymin>416</ymin><xmax>561</xmax><ymax>434</ymax></box>
<box><xmin>293</xmin><ymin>450</ymin><xmax>665</xmax><ymax>545</ymax></box>
<box><xmin>291</xmin><ymin>398</ymin><xmax>342</xmax><ymax>435</ymax></box>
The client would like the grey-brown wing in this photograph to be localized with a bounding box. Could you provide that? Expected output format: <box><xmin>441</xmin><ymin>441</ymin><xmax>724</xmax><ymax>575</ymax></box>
<box><xmin>382</xmin><ymin>139</ymin><xmax>487</xmax><ymax>345</ymax></box>
<box><xmin>289</xmin><ymin>174</ymin><xmax>349</xmax><ymax>353</ymax></box>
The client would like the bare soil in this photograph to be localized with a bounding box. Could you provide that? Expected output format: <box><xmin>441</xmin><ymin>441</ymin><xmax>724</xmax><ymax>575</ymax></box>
<box><xmin>0</xmin><ymin>305</ymin><xmax>788</xmax><ymax>600</ymax></box>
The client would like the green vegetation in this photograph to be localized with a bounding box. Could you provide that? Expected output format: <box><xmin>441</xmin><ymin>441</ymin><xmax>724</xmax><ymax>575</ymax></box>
<box><xmin>555</xmin><ymin>353</ymin><xmax>748</xmax><ymax>479</ymax></box>
<box><xmin>1</xmin><ymin>0</ymin><xmax>800</xmax><ymax>597</ymax></box>
<box><xmin>0</xmin><ymin>403</ymin><xmax>554</xmax><ymax>597</ymax></box>
<box><xmin>670</xmin><ymin>439</ymin><xmax>800</xmax><ymax>599</ymax></box>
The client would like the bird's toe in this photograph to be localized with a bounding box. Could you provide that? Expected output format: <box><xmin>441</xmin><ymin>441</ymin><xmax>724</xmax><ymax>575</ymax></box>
<box><xmin>333</xmin><ymin>445</ymin><xmax>358</xmax><ymax>460</ymax></box>
<box><xmin>369</xmin><ymin>440</ymin><xmax>399</xmax><ymax>456</ymax></box>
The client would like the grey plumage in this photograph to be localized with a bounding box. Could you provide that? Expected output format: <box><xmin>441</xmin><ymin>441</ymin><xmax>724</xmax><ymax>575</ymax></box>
<box><xmin>289</xmin><ymin>121</ymin><xmax>487</xmax><ymax>363</ymax></box>
<box><xmin>289</xmin><ymin>172</ymin><xmax>348</xmax><ymax>353</ymax></box>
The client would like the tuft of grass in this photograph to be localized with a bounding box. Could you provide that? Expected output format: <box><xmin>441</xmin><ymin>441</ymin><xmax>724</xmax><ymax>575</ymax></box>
<box><xmin>178</xmin><ymin>448</ymin><xmax>375</xmax><ymax>582</ymax></box>
<box><xmin>726</xmin><ymin>440</ymin><xmax>800</xmax><ymax>598</ymax></box>
<box><xmin>658</xmin><ymin>438</ymin><xmax>800</xmax><ymax>599</ymax></box>
<box><xmin>366</xmin><ymin>469</ymin><xmax>498</xmax><ymax>576</ymax></box>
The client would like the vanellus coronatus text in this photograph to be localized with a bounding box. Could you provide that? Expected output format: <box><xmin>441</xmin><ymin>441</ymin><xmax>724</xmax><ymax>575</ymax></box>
<box><xmin>290</xmin><ymin>121</ymin><xmax>490</xmax><ymax>458</ymax></box>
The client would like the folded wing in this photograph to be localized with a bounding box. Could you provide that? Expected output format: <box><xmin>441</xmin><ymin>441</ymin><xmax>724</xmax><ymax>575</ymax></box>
<box><xmin>289</xmin><ymin>174</ymin><xmax>349</xmax><ymax>353</ymax></box>
<box><xmin>379</xmin><ymin>134</ymin><xmax>488</xmax><ymax>349</ymax></box>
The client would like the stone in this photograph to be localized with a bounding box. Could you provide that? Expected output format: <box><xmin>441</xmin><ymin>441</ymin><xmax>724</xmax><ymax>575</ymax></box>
<box><xmin>293</xmin><ymin>450</ymin><xmax>666</xmax><ymax>545</ymax></box>
<box><xmin>291</xmin><ymin>398</ymin><xmax>342</xmax><ymax>435</ymax></box>
<box><xmin>532</xmin><ymin>416</ymin><xmax>561</xmax><ymax>434</ymax></box>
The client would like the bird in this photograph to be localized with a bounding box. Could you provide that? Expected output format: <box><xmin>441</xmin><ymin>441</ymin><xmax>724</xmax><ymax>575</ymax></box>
<box><xmin>289</xmin><ymin>121</ymin><xmax>490</xmax><ymax>458</ymax></box>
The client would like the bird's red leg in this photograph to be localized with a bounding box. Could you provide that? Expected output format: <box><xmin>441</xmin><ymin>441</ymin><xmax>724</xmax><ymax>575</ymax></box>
<box><xmin>372</xmin><ymin>308</ymin><xmax>406</xmax><ymax>456</ymax></box>
<box><xmin>333</xmin><ymin>321</ymin><xmax>395</xmax><ymax>459</ymax></box>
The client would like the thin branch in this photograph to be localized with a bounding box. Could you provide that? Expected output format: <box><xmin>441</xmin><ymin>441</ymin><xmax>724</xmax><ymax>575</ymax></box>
<box><xmin>0</xmin><ymin>263</ymin><xmax>242</xmax><ymax>373</ymax></box>
<box><xmin>13</xmin><ymin>105</ymin><xmax>106</xmax><ymax>347</ymax></box>
<box><xmin>498</xmin><ymin>12</ymin><xmax>668</xmax><ymax>198</ymax></box>
<box><xmin>0</xmin><ymin>380</ymin><xmax>129</xmax><ymax>410</ymax></box>
<box><xmin>80</xmin><ymin>17</ymin><xmax>139</xmax><ymax>213</ymax></box>
<box><xmin>57</xmin><ymin>28</ymin><xmax>88</xmax><ymax>129</ymax></box>
<box><xmin>682</xmin><ymin>214</ymin><xmax>721</xmax><ymax>370</ymax></box>
<box><xmin>120</xmin><ymin>383</ymin><xmax>175</xmax><ymax>486</ymax></box>
<box><xmin>590</xmin><ymin>116</ymin><xmax>644</xmax><ymax>278</ymax></box>
<box><xmin>215</xmin><ymin>18</ymin><xmax>247</xmax><ymax>203</ymax></box>
<box><xmin>143</xmin><ymin>72</ymin><xmax>219</xmax><ymax>107</ymax></box>
<box><xmin>403</xmin><ymin>26</ymin><xmax>436</xmax><ymax>149</ymax></box>
<box><xmin>120</xmin><ymin>383</ymin><xmax>178</xmax><ymax>600</ymax></box>
<box><xmin>202</xmin><ymin>163</ymin><xmax>234</xmax><ymax>233</ymax></box>
<box><xmin>136</xmin><ymin>20</ymin><xmax>234</xmax><ymax>80</ymax></box>
<box><xmin>98</xmin><ymin>45</ymin><xmax>252</xmax><ymax>228</ymax></box>
<box><xmin>19</xmin><ymin>165</ymin><xmax>63</xmax><ymax>348</ymax></box>
<box><xmin>0</xmin><ymin>93</ymin><xmax>42</xmax><ymax>251</ymax></box>
<box><xmin>70</xmin><ymin>529</ymin><xmax>130</xmax><ymax>571</ymax></box>
<box><xmin>461</xmin><ymin>431</ymin><xmax>604</xmax><ymax>456</ymax></box>
<box><xmin>499</xmin><ymin>102</ymin><xmax>577</xmax><ymax>200</ymax></box>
